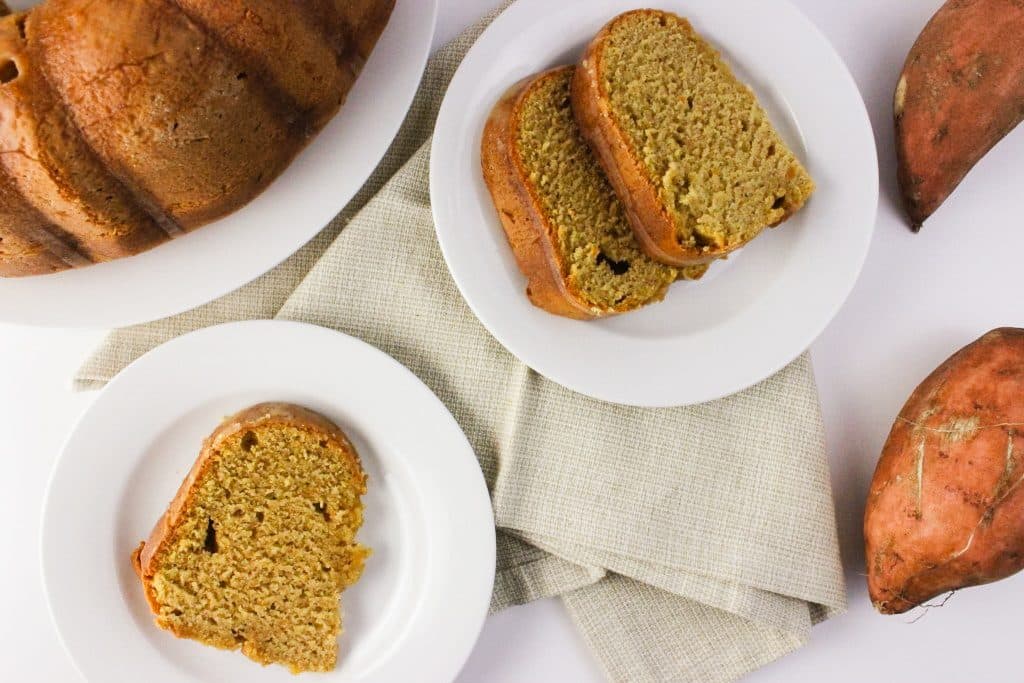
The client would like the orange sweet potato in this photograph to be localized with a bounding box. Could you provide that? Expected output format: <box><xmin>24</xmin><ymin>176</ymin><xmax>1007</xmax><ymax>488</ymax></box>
<box><xmin>895</xmin><ymin>0</ymin><xmax>1024</xmax><ymax>230</ymax></box>
<box><xmin>865</xmin><ymin>328</ymin><xmax>1024</xmax><ymax>614</ymax></box>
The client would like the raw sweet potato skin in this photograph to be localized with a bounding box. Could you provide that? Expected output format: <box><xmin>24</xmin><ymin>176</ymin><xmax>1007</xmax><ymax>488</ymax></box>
<box><xmin>865</xmin><ymin>328</ymin><xmax>1024</xmax><ymax>614</ymax></box>
<box><xmin>895</xmin><ymin>0</ymin><xmax>1024</xmax><ymax>230</ymax></box>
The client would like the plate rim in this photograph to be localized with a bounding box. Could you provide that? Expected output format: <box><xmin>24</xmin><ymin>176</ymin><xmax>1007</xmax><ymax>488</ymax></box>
<box><xmin>0</xmin><ymin>1</ymin><xmax>439</xmax><ymax>329</ymax></box>
<box><xmin>429</xmin><ymin>0</ymin><xmax>879</xmax><ymax>408</ymax></box>
<box><xmin>40</xmin><ymin>319</ymin><xmax>496</xmax><ymax>683</ymax></box>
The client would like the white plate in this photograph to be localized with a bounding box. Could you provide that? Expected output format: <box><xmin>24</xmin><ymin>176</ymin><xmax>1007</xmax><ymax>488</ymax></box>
<box><xmin>42</xmin><ymin>320</ymin><xmax>495</xmax><ymax>683</ymax></box>
<box><xmin>430</xmin><ymin>0</ymin><xmax>878</xmax><ymax>407</ymax></box>
<box><xmin>0</xmin><ymin>0</ymin><xmax>437</xmax><ymax>328</ymax></box>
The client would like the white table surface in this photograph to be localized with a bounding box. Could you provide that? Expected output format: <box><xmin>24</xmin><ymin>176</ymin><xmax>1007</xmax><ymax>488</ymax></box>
<box><xmin>3</xmin><ymin>0</ymin><xmax>1023</xmax><ymax>681</ymax></box>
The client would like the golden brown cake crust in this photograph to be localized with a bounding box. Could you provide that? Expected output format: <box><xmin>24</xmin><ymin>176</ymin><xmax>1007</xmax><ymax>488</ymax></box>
<box><xmin>0</xmin><ymin>12</ymin><xmax>170</xmax><ymax>263</ymax></box>
<box><xmin>131</xmin><ymin>402</ymin><xmax>364</xmax><ymax>617</ymax></box>
<box><xmin>341</xmin><ymin>0</ymin><xmax>396</xmax><ymax>61</ymax></box>
<box><xmin>0</xmin><ymin>230</ymin><xmax>67</xmax><ymax>277</ymax></box>
<box><xmin>0</xmin><ymin>158</ymin><xmax>92</xmax><ymax>276</ymax></box>
<box><xmin>572</xmin><ymin>9</ymin><xmax>809</xmax><ymax>267</ymax></box>
<box><xmin>31</xmin><ymin>0</ymin><xmax>301</xmax><ymax>231</ymax></box>
<box><xmin>482</xmin><ymin>68</ymin><xmax>621</xmax><ymax>320</ymax></box>
<box><xmin>0</xmin><ymin>182</ymin><xmax>75</xmax><ymax>277</ymax></box>
<box><xmin>0</xmin><ymin>0</ymin><xmax>394</xmax><ymax>277</ymax></box>
<box><xmin>168</xmin><ymin>0</ymin><xmax>393</xmax><ymax>130</ymax></box>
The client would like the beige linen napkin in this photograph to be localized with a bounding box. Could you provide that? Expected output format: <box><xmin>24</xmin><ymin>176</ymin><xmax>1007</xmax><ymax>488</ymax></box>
<box><xmin>75</xmin><ymin>6</ymin><xmax>846</xmax><ymax>681</ymax></box>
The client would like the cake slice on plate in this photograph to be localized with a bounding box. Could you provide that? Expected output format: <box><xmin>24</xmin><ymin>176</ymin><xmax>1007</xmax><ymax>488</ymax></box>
<box><xmin>132</xmin><ymin>403</ymin><xmax>369</xmax><ymax>673</ymax></box>
<box><xmin>572</xmin><ymin>9</ymin><xmax>815</xmax><ymax>266</ymax></box>
<box><xmin>481</xmin><ymin>66</ymin><xmax>705</xmax><ymax>320</ymax></box>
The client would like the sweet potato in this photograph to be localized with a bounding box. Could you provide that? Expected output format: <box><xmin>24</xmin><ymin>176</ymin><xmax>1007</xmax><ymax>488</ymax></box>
<box><xmin>865</xmin><ymin>328</ymin><xmax>1024</xmax><ymax>614</ymax></box>
<box><xmin>895</xmin><ymin>0</ymin><xmax>1024</xmax><ymax>230</ymax></box>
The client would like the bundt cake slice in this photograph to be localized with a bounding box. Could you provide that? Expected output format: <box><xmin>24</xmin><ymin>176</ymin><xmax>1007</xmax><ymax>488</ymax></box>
<box><xmin>481</xmin><ymin>66</ymin><xmax>705</xmax><ymax>320</ymax></box>
<box><xmin>0</xmin><ymin>11</ymin><xmax>170</xmax><ymax>265</ymax></box>
<box><xmin>572</xmin><ymin>10</ymin><xmax>815</xmax><ymax>266</ymax></box>
<box><xmin>132</xmin><ymin>403</ymin><xmax>370</xmax><ymax>673</ymax></box>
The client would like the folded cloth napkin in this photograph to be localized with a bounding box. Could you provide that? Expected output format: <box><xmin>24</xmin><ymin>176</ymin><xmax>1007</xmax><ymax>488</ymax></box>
<box><xmin>75</xmin><ymin>5</ymin><xmax>846</xmax><ymax>681</ymax></box>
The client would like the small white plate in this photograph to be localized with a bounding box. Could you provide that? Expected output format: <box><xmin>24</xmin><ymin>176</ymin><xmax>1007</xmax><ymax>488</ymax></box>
<box><xmin>0</xmin><ymin>0</ymin><xmax>437</xmax><ymax>328</ymax></box>
<box><xmin>42</xmin><ymin>320</ymin><xmax>495</xmax><ymax>683</ymax></box>
<box><xmin>430</xmin><ymin>0</ymin><xmax>878</xmax><ymax>407</ymax></box>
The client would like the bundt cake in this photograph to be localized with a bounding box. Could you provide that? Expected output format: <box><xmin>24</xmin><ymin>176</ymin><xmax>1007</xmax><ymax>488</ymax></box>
<box><xmin>572</xmin><ymin>10</ymin><xmax>814</xmax><ymax>267</ymax></box>
<box><xmin>481</xmin><ymin>66</ymin><xmax>706</xmax><ymax>320</ymax></box>
<box><xmin>0</xmin><ymin>0</ymin><xmax>394</xmax><ymax>277</ymax></box>
<box><xmin>132</xmin><ymin>403</ymin><xmax>370</xmax><ymax>673</ymax></box>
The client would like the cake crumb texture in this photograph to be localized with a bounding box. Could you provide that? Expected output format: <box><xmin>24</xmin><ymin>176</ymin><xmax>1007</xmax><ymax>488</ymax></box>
<box><xmin>134</xmin><ymin>404</ymin><xmax>369</xmax><ymax>674</ymax></box>
<box><xmin>513</xmin><ymin>68</ymin><xmax>704</xmax><ymax>312</ymax></box>
<box><xmin>599</xmin><ymin>11</ymin><xmax>814</xmax><ymax>252</ymax></box>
